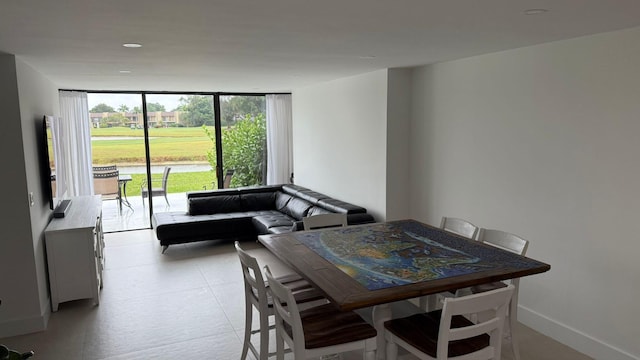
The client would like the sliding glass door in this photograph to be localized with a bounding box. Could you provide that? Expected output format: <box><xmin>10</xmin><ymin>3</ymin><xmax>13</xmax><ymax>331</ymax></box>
<box><xmin>143</xmin><ymin>94</ymin><xmax>218</xmax><ymax>214</ymax></box>
<box><xmin>87</xmin><ymin>92</ymin><xmax>267</xmax><ymax>233</ymax></box>
<box><xmin>87</xmin><ymin>93</ymin><xmax>149</xmax><ymax>232</ymax></box>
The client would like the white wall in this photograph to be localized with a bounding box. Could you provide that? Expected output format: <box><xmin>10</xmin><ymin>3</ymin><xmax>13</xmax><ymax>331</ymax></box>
<box><xmin>409</xmin><ymin>27</ymin><xmax>640</xmax><ymax>359</ymax></box>
<box><xmin>0</xmin><ymin>54</ymin><xmax>59</xmax><ymax>337</ymax></box>
<box><xmin>292</xmin><ymin>70</ymin><xmax>389</xmax><ymax>220</ymax></box>
<box><xmin>385</xmin><ymin>68</ymin><xmax>412</xmax><ymax>220</ymax></box>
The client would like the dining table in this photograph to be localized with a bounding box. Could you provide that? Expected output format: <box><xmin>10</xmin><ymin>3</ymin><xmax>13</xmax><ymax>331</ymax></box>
<box><xmin>258</xmin><ymin>219</ymin><xmax>550</xmax><ymax>360</ymax></box>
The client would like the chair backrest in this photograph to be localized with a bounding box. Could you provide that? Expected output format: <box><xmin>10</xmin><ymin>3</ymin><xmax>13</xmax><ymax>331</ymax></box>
<box><xmin>477</xmin><ymin>229</ymin><xmax>528</xmax><ymax>256</ymax></box>
<box><xmin>234</xmin><ymin>241</ymin><xmax>268</xmax><ymax>307</ymax></box>
<box><xmin>93</xmin><ymin>170</ymin><xmax>119</xmax><ymax>198</ymax></box>
<box><xmin>440</xmin><ymin>217</ymin><xmax>479</xmax><ymax>239</ymax></box>
<box><xmin>264</xmin><ymin>265</ymin><xmax>304</xmax><ymax>354</ymax></box>
<box><xmin>438</xmin><ymin>285</ymin><xmax>515</xmax><ymax>360</ymax></box>
<box><xmin>223</xmin><ymin>169</ymin><xmax>234</xmax><ymax>189</ymax></box>
<box><xmin>161</xmin><ymin>167</ymin><xmax>171</xmax><ymax>190</ymax></box>
<box><xmin>303</xmin><ymin>213</ymin><xmax>348</xmax><ymax>231</ymax></box>
<box><xmin>93</xmin><ymin>164</ymin><xmax>118</xmax><ymax>173</ymax></box>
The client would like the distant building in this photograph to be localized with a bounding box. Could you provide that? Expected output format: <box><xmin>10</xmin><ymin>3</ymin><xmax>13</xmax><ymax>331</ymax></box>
<box><xmin>89</xmin><ymin>111</ymin><xmax>182</xmax><ymax>128</ymax></box>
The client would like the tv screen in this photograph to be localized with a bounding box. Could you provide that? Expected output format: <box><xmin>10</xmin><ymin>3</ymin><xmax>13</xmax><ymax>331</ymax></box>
<box><xmin>40</xmin><ymin>115</ymin><xmax>55</xmax><ymax>210</ymax></box>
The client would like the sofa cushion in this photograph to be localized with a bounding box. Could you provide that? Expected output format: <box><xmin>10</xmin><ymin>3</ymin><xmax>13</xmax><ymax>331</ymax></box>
<box><xmin>282</xmin><ymin>184</ymin><xmax>329</xmax><ymax>204</ymax></box>
<box><xmin>281</xmin><ymin>197</ymin><xmax>314</xmax><ymax>220</ymax></box>
<box><xmin>241</xmin><ymin>192</ymin><xmax>277</xmax><ymax>211</ymax></box>
<box><xmin>187</xmin><ymin>189</ymin><xmax>238</xmax><ymax>199</ymax></box>
<box><xmin>252</xmin><ymin>213</ymin><xmax>296</xmax><ymax>235</ymax></box>
<box><xmin>307</xmin><ymin>206</ymin><xmax>333</xmax><ymax>217</ymax></box>
<box><xmin>188</xmin><ymin>194</ymin><xmax>243</xmax><ymax>215</ymax></box>
<box><xmin>317</xmin><ymin>198</ymin><xmax>367</xmax><ymax>214</ymax></box>
<box><xmin>275</xmin><ymin>192</ymin><xmax>293</xmax><ymax>212</ymax></box>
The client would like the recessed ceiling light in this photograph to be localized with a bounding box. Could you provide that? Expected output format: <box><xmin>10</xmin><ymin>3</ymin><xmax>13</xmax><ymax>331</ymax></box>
<box><xmin>524</xmin><ymin>8</ymin><xmax>549</xmax><ymax>15</ymax></box>
<box><xmin>119</xmin><ymin>70</ymin><xmax>131</xmax><ymax>74</ymax></box>
<box><xmin>122</xmin><ymin>43</ymin><xmax>142</xmax><ymax>48</ymax></box>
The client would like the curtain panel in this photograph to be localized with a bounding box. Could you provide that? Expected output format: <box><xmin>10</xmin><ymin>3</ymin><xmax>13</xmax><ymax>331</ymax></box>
<box><xmin>58</xmin><ymin>91</ymin><xmax>94</xmax><ymax>196</ymax></box>
<box><xmin>266</xmin><ymin>94</ymin><xmax>293</xmax><ymax>185</ymax></box>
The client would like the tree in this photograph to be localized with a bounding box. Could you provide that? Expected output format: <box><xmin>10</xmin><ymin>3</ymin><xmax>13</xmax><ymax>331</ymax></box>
<box><xmin>146</xmin><ymin>102</ymin><xmax>166</xmax><ymax>112</ymax></box>
<box><xmin>118</xmin><ymin>104</ymin><xmax>130</xmax><ymax>112</ymax></box>
<box><xmin>204</xmin><ymin>113</ymin><xmax>266</xmax><ymax>187</ymax></box>
<box><xmin>100</xmin><ymin>113</ymin><xmax>128</xmax><ymax>127</ymax></box>
<box><xmin>132</xmin><ymin>106</ymin><xmax>142</xmax><ymax>114</ymax></box>
<box><xmin>90</xmin><ymin>103</ymin><xmax>115</xmax><ymax>113</ymax></box>
<box><xmin>220</xmin><ymin>96</ymin><xmax>265</xmax><ymax>126</ymax></box>
<box><xmin>178</xmin><ymin>95</ymin><xmax>214</xmax><ymax>127</ymax></box>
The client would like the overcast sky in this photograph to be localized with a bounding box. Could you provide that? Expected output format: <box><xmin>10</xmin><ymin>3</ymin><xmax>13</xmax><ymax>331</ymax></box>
<box><xmin>87</xmin><ymin>93</ymin><xmax>183</xmax><ymax>111</ymax></box>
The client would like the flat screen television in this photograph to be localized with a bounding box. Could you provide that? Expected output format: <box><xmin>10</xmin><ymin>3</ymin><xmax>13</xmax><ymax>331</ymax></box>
<box><xmin>40</xmin><ymin>116</ymin><xmax>55</xmax><ymax>210</ymax></box>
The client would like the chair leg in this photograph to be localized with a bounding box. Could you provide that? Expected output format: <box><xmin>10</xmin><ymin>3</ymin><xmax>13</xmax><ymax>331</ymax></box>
<box><xmin>161</xmin><ymin>245</ymin><xmax>169</xmax><ymax>254</ymax></box>
<box><xmin>259</xmin><ymin>306</ymin><xmax>270</xmax><ymax>360</ymax></box>
<box><xmin>275</xmin><ymin>327</ymin><xmax>285</xmax><ymax>360</ymax></box>
<box><xmin>509</xmin><ymin>299</ymin><xmax>521</xmax><ymax>360</ymax></box>
<box><xmin>386</xmin><ymin>340</ymin><xmax>398</xmax><ymax>360</ymax></box>
<box><xmin>240</xmin><ymin>301</ymin><xmax>253</xmax><ymax>360</ymax></box>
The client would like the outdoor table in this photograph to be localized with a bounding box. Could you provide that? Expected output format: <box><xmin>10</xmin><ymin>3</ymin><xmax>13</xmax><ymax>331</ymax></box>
<box><xmin>117</xmin><ymin>174</ymin><xmax>133</xmax><ymax>211</ymax></box>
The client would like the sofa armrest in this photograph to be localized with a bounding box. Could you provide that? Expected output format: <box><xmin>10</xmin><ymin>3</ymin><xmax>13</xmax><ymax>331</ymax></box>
<box><xmin>347</xmin><ymin>213</ymin><xmax>376</xmax><ymax>225</ymax></box>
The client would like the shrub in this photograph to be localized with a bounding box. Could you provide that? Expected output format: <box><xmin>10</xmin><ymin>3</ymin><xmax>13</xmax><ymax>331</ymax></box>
<box><xmin>204</xmin><ymin>113</ymin><xmax>266</xmax><ymax>187</ymax></box>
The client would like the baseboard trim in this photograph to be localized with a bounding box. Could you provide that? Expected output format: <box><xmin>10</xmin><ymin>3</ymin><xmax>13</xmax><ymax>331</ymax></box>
<box><xmin>0</xmin><ymin>308</ymin><xmax>49</xmax><ymax>338</ymax></box>
<box><xmin>519</xmin><ymin>305</ymin><xmax>639</xmax><ymax>360</ymax></box>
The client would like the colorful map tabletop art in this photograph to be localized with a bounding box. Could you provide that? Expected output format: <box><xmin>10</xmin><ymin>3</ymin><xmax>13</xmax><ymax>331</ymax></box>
<box><xmin>293</xmin><ymin>219</ymin><xmax>541</xmax><ymax>291</ymax></box>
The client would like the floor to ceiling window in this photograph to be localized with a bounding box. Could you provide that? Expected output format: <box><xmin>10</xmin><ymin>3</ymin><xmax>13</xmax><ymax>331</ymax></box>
<box><xmin>219</xmin><ymin>95</ymin><xmax>267</xmax><ymax>188</ymax></box>
<box><xmin>87</xmin><ymin>93</ymin><xmax>150</xmax><ymax>232</ymax></box>
<box><xmin>86</xmin><ymin>91</ymin><xmax>268</xmax><ymax>233</ymax></box>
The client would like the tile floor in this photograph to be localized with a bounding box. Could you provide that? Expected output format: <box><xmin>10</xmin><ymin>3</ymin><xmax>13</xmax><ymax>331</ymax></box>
<box><xmin>0</xmin><ymin>230</ymin><xmax>593</xmax><ymax>359</ymax></box>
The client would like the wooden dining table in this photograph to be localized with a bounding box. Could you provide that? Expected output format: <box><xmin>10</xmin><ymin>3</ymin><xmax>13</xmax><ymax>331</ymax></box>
<box><xmin>258</xmin><ymin>219</ymin><xmax>550</xmax><ymax>359</ymax></box>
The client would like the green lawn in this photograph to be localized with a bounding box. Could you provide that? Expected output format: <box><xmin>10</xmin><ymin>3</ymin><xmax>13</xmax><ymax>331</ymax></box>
<box><xmin>91</xmin><ymin>126</ymin><xmax>215</xmax><ymax>164</ymax></box>
<box><xmin>126</xmin><ymin>171</ymin><xmax>217</xmax><ymax>196</ymax></box>
<box><xmin>91</xmin><ymin>126</ymin><xmax>223</xmax><ymax>195</ymax></box>
<box><xmin>92</xmin><ymin>126</ymin><xmax>215</xmax><ymax>138</ymax></box>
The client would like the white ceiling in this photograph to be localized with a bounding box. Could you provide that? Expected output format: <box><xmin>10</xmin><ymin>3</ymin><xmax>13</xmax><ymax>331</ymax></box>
<box><xmin>2</xmin><ymin>0</ymin><xmax>640</xmax><ymax>93</ymax></box>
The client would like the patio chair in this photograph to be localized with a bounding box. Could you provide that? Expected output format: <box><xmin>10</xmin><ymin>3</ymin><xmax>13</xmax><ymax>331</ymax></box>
<box><xmin>223</xmin><ymin>169</ymin><xmax>234</xmax><ymax>189</ymax></box>
<box><xmin>93</xmin><ymin>169</ymin><xmax>119</xmax><ymax>201</ymax></box>
<box><xmin>93</xmin><ymin>164</ymin><xmax>118</xmax><ymax>173</ymax></box>
<box><xmin>141</xmin><ymin>166</ymin><xmax>171</xmax><ymax>206</ymax></box>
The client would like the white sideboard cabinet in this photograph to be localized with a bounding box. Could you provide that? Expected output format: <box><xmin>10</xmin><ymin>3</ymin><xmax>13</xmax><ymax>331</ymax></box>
<box><xmin>45</xmin><ymin>195</ymin><xmax>104</xmax><ymax>311</ymax></box>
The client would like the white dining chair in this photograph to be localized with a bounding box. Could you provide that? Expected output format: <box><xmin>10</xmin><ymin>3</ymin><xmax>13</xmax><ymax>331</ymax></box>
<box><xmin>264</xmin><ymin>265</ymin><xmax>377</xmax><ymax>360</ymax></box>
<box><xmin>455</xmin><ymin>229</ymin><xmax>529</xmax><ymax>360</ymax></box>
<box><xmin>235</xmin><ymin>242</ymin><xmax>326</xmax><ymax>360</ymax></box>
<box><xmin>303</xmin><ymin>213</ymin><xmax>348</xmax><ymax>231</ymax></box>
<box><xmin>420</xmin><ymin>217</ymin><xmax>480</xmax><ymax>311</ymax></box>
<box><xmin>440</xmin><ymin>217</ymin><xmax>479</xmax><ymax>239</ymax></box>
<box><xmin>385</xmin><ymin>285</ymin><xmax>515</xmax><ymax>360</ymax></box>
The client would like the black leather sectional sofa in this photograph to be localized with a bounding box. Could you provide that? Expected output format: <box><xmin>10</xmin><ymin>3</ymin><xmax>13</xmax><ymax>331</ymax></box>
<box><xmin>152</xmin><ymin>184</ymin><xmax>376</xmax><ymax>252</ymax></box>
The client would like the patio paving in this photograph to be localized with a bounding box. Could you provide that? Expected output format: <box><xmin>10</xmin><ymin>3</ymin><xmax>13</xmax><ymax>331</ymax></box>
<box><xmin>101</xmin><ymin>192</ymin><xmax>188</xmax><ymax>233</ymax></box>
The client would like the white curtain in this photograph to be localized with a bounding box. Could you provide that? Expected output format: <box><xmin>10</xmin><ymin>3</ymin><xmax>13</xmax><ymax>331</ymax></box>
<box><xmin>266</xmin><ymin>94</ymin><xmax>293</xmax><ymax>185</ymax></box>
<box><xmin>58</xmin><ymin>91</ymin><xmax>94</xmax><ymax>196</ymax></box>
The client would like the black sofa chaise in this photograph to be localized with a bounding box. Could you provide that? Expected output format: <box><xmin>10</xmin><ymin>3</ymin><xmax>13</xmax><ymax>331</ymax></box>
<box><xmin>152</xmin><ymin>184</ymin><xmax>375</xmax><ymax>252</ymax></box>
